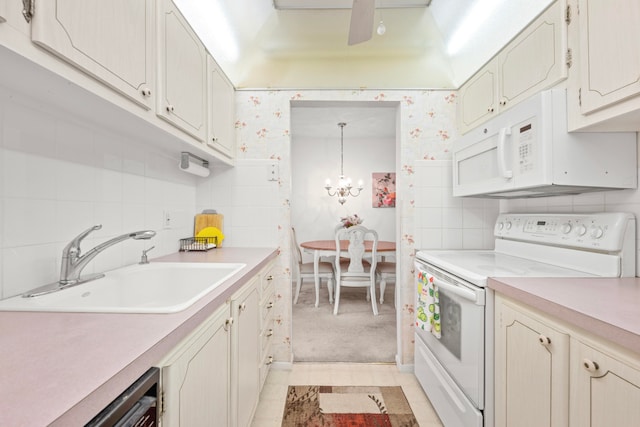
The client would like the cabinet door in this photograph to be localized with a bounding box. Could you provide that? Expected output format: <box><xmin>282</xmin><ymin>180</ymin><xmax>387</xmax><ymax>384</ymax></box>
<box><xmin>495</xmin><ymin>298</ymin><xmax>569</xmax><ymax>427</ymax></box>
<box><xmin>578</xmin><ymin>0</ymin><xmax>640</xmax><ymax>115</ymax></box>
<box><xmin>571</xmin><ymin>339</ymin><xmax>640</xmax><ymax>427</ymax></box>
<box><xmin>498</xmin><ymin>0</ymin><xmax>567</xmax><ymax>109</ymax></box>
<box><xmin>31</xmin><ymin>0</ymin><xmax>155</xmax><ymax>109</ymax></box>
<box><xmin>207</xmin><ymin>55</ymin><xmax>235</xmax><ymax>158</ymax></box>
<box><xmin>157</xmin><ymin>0</ymin><xmax>207</xmax><ymax>141</ymax></box>
<box><xmin>160</xmin><ymin>305</ymin><xmax>231</xmax><ymax>427</ymax></box>
<box><xmin>457</xmin><ymin>60</ymin><xmax>498</xmax><ymax>134</ymax></box>
<box><xmin>232</xmin><ymin>279</ymin><xmax>260</xmax><ymax>427</ymax></box>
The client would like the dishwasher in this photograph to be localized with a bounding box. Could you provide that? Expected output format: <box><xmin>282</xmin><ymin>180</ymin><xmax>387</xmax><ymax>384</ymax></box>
<box><xmin>85</xmin><ymin>367</ymin><xmax>159</xmax><ymax>427</ymax></box>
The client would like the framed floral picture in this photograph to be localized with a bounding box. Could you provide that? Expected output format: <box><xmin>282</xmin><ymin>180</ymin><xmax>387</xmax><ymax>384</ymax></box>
<box><xmin>372</xmin><ymin>172</ymin><xmax>396</xmax><ymax>208</ymax></box>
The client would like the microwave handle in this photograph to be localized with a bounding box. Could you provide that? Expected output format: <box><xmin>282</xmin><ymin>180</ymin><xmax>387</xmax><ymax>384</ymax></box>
<box><xmin>497</xmin><ymin>127</ymin><xmax>513</xmax><ymax>179</ymax></box>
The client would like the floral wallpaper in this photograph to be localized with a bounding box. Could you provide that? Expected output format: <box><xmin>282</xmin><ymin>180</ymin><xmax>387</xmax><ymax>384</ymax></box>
<box><xmin>234</xmin><ymin>89</ymin><xmax>458</xmax><ymax>366</ymax></box>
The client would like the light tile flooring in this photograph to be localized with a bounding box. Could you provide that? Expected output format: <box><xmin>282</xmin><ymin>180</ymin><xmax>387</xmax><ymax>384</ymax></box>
<box><xmin>251</xmin><ymin>363</ymin><xmax>444</xmax><ymax>426</ymax></box>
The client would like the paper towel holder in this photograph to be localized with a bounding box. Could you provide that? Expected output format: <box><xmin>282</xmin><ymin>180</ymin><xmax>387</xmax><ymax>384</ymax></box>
<box><xmin>179</xmin><ymin>152</ymin><xmax>210</xmax><ymax>177</ymax></box>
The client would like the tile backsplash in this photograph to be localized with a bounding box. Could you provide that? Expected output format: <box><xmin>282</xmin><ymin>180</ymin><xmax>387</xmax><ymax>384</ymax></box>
<box><xmin>0</xmin><ymin>85</ymin><xmax>198</xmax><ymax>299</ymax></box>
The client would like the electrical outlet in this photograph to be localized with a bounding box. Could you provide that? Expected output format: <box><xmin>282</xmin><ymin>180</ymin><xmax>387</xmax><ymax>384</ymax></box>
<box><xmin>163</xmin><ymin>211</ymin><xmax>172</xmax><ymax>229</ymax></box>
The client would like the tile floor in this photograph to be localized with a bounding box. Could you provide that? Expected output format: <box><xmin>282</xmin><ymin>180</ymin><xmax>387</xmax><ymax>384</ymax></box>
<box><xmin>250</xmin><ymin>362</ymin><xmax>444</xmax><ymax>426</ymax></box>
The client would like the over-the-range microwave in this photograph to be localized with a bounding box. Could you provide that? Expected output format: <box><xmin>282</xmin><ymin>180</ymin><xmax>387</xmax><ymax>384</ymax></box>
<box><xmin>452</xmin><ymin>88</ymin><xmax>637</xmax><ymax>198</ymax></box>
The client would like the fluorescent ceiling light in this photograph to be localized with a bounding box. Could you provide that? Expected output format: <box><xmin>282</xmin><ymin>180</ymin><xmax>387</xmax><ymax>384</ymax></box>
<box><xmin>447</xmin><ymin>0</ymin><xmax>505</xmax><ymax>55</ymax></box>
<box><xmin>173</xmin><ymin>0</ymin><xmax>239</xmax><ymax>63</ymax></box>
<box><xmin>273</xmin><ymin>0</ymin><xmax>431</xmax><ymax>9</ymax></box>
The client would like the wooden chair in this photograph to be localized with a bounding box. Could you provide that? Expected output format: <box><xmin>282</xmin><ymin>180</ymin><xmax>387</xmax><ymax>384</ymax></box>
<box><xmin>376</xmin><ymin>261</ymin><xmax>396</xmax><ymax>307</ymax></box>
<box><xmin>291</xmin><ymin>227</ymin><xmax>335</xmax><ymax>307</ymax></box>
<box><xmin>333</xmin><ymin>225</ymin><xmax>379</xmax><ymax>316</ymax></box>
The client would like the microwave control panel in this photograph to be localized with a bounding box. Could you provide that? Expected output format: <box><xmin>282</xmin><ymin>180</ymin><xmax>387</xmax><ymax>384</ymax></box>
<box><xmin>516</xmin><ymin>121</ymin><xmax>535</xmax><ymax>174</ymax></box>
<box><xmin>494</xmin><ymin>212</ymin><xmax>635</xmax><ymax>251</ymax></box>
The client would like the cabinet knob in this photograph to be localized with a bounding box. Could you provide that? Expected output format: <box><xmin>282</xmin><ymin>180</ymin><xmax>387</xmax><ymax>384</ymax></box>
<box><xmin>224</xmin><ymin>317</ymin><xmax>234</xmax><ymax>331</ymax></box>
<box><xmin>141</xmin><ymin>87</ymin><xmax>152</xmax><ymax>97</ymax></box>
<box><xmin>267</xmin><ymin>301</ymin><xmax>274</xmax><ymax>309</ymax></box>
<box><xmin>166</xmin><ymin>104</ymin><xmax>175</xmax><ymax>112</ymax></box>
<box><xmin>265</xmin><ymin>356</ymin><xmax>274</xmax><ymax>365</ymax></box>
<box><xmin>239</xmin><ymin>302</ymin><xmax>246</xmax><ymax>312</ymax></box>
<box><xmin>266</xmin><ymin>328</ymin><xmax>274</xmax><ymax>337</ymax></box>
<box><xmin>488</xmin><ymin>107</ymin><xmax>495</xmax><ymax>113</ymax></box>
<box><xmin>499</xmin><ymin>100</ymin><xmax>507</xmax><ymax>106</ymax></box>
<box><xmin>583</xmin><ymin>358</ymin><xmax>599</xmax><ymax>373</ymax></box>
<box><xmin>266</xmin><ymin>275</ymin><xmax>274</xmax><ymax>281</ymax></box>
<box><xmin>538</xmin><ymin>334</ymin><xmax>551</xmax><ymax>346</ymax></box>
<box><xmin>211</xmin><ymin>137</ymin><xmax>218</xmax><ymax>143</ymax></box>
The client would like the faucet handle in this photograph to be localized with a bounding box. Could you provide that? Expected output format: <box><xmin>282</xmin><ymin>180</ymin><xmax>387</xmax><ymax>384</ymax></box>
<box><xmin>139</xmin><ymin>246</ymin><xmax>155</xmax><ymax>264</ymax></box>
<box><xmin>64</xmin><ymin>225</ymin><xmax>102</xmax><ymax>255</ymax></box>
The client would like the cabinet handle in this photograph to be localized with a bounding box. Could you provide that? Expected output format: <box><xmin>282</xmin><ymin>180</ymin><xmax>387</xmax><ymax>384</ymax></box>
<box><xmin>266</xmin><ymin>275</ymin><xmax>274</xmax><ymax>281</ymax></box>
<box><xmin>266</xmin><ymin>328</ymin><xmax>274</xmax><ymax>337</ymax></box>
<box><xmin>22</xmin><ymin>0</ymin><xmax>34</xmax><ymax>22</ymax></box>
<box><xmin>239</xmin><ymin>302</ymin><xmax>246</xmax><ymax>312</ymax></box>
<box><xmin>224</xmin><ymin>317</ymin><xmax>234</xmax><ymax>331</ymax></box>
<box><xmin>538</xmin><ymin>334</ymin><xmax>551</xmax><ymax>346</ymax></box>
<box><xmin>166</xmin><ymin>104</ymin><xmax>175</xmax><ymax>113</ymax></box>
<box><xmin>266</xmin><ymin>301</ymin><xmax>274</xmax><ymax>309</ymax></box>
<box><xmin>583</xmin><ymin>358</ymin><xmax>599</xmax><ymax>373</ymax></box>
<box><xmin>265</xmin><ymin>356</ymin><xmax>274</xmax><ymax>365</ymax></box>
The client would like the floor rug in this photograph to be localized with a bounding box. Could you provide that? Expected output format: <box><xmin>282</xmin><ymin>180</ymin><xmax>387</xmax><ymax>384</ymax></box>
<box><xmin>281</xmin><ymin>385</ymin><xmax>419</xmax><ymax>427</ymax></box>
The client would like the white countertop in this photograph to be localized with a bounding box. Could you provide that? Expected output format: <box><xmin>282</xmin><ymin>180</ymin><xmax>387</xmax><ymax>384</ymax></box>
<box><xmin>488</xmin><ymin>276</ymin><xmax>640</xmax><ymax>355</ymax></box>
<box><xmin>0</xmin><ymin>248</ymin><xmax>277</xmax><ymax>427</ymax></box>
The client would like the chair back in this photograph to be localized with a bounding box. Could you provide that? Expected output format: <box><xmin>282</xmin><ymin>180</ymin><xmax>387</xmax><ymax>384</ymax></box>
<box><xmin>334</xmin><ymin>225</ymin><xmax>378</xmax><ymax>280</ymax></box>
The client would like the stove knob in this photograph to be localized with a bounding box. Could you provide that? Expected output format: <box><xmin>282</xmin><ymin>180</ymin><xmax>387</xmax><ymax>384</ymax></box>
<box><xmin>505</xmin><ymin>221</ymin><xmax>512</xmax><ymax>230</ymax></box>
<box><xmin>497</xmin><ymin>222</ymin><xmax>504</xmax><ymax>230</ymax></box>
<box><xmin>561</xmin><ymin>223</ymin><xmax>572</xmax><ymax>234</ymax></box>
<box><xmin>576</xmin><ymin>225</ymin><xmax>587</xmax><ymax>236</ymax></box>
<box><xmin>590</xmin><ymin>226</ymin><xmax>604</xmax><ymax>239</ymax></box>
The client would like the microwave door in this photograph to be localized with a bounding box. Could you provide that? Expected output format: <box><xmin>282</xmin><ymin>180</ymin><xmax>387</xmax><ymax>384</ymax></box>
<box><xmin>453</xmin><ymin>126</ymin><xmax>515</xmax><ymax>197</ymax></box>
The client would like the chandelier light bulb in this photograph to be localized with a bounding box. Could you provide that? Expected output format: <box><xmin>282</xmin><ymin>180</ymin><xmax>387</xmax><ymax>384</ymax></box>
<box><xmin>377</xmin><ymin>20</ymin><xmax>386</xmax><ymax>36</ymax></box>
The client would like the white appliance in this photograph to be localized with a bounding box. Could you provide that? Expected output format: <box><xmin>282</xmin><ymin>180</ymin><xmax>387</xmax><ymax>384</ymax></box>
<box><xmin>452</xmin><ymin>89</ymin><xmax>637</xmax><ymax>198</ymax></box>
<box><xmin>414</xmin><ymin>212</ymin><xmax>636</xmax><ymax>427</ymax></box>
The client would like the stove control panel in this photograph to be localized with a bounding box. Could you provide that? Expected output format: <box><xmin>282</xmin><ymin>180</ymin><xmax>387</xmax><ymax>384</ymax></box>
<box><xmin>494</xmin><ymin>212</ymin><xmax>635</xmax><ymax>251</ymax></box>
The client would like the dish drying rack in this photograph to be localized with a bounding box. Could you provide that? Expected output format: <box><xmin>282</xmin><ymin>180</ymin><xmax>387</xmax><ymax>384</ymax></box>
<box><xmin>179</xmin><ymin>237</ymin><xmax>217</xmax><ymax>252</ymax></box>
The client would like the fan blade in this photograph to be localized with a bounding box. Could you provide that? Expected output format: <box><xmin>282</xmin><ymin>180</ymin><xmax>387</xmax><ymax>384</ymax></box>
<box><xmin>348</xmin><ymin>0</ymin><xmax>375</xmax><ymax>45</ymax></box>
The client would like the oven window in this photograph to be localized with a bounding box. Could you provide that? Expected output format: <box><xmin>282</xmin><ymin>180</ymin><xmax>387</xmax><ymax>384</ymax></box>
<box><xmin>439</xmin><ymin>291</ymin><xmax>462</xmax><ymax>360</ymax></box>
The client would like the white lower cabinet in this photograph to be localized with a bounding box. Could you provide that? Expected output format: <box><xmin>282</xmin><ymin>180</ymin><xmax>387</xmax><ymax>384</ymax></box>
<box><xmin>159</xmin><ymin>303</ymin><xmax>231</xmax><ymax>427</ymax></box>
<box><xmin>570</xmin><ymin>339</ymin><xmax>640</xmax><ymax>427</ymax></box>
<box><xmin>231</xmin><ymin>278</ymin><xmax>260</xmax><ymax>427</ymax></box>
<box><xmin>495</xmin><ymin>296</ymin><xmax>569</xmax><ymax>427</ymax></box>
<box><xmin>495</xmin><ymin>294</ymin><xmax>640</xmax><ymax>427</ymax></box>
<box><xmin>157</xmin><ymin>260</ymin><xmax>275</xmax><ymax>427</ymax></box>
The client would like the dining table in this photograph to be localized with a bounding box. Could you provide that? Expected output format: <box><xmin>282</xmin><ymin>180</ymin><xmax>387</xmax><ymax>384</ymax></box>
<box><xmin>300</xmin><ymin>239</ymin><xmax>396</xmax><ymax>304</ymax></box>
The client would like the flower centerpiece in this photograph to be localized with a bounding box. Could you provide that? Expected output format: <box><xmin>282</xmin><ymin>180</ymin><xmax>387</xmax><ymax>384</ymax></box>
<box><xmin>340</xmin><ymin>214</ymin><xmax>363</xmax><ymax>228</ymax></box>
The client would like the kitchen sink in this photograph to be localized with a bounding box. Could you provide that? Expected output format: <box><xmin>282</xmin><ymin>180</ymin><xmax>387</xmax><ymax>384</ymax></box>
<box><xmin>0</xmin><ymin>262</ymin><xmax>246</xmax><ymax>313</ymax></box>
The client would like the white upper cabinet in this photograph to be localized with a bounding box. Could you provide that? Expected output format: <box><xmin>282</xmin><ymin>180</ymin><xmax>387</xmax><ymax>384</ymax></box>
<box><xmin>577</xmin><ymin>0</ymin><xmax>640</xmax><ymax>114</ymax></box>
<box><xmin>156</xmin><ymin>0</ymin><xmax>207</xmax><ymax>141</ymax></box>
<box><xmin>30</xmin><ymin>0</ymin><xmax>155</xmax><ymax>110</ymax></box>
<box><xmin>457</xmin><ymin>60</ymin><xmax>499</xmax><ymax>132</ymax></box>
<box><xmin>207</xmin><ymin>56</ymin><xmax>236</xmax><ymax>158</ymax></box>
<box><xmin>458</xmin><ymin>0</ymin><xmax>568</xmax><ymax>134</ymax></box>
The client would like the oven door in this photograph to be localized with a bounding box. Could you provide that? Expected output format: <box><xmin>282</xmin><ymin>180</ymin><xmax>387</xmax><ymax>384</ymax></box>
<box><xmin>415</xmin><ymin>261</ymin><xmax>486</xmax><ymax>409</ymax></box>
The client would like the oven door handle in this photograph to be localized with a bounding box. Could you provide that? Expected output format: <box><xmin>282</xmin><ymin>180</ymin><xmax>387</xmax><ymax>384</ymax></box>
<box><xmin>432</xmin><ymin>277</ymin><xmax>484</xmax><ymax>305</ymax></box>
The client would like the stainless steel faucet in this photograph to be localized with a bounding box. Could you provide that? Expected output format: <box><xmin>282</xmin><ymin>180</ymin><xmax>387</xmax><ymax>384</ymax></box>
<box><xmin>23</xmin><ymin>225</ymin><xmax>156</xmax><ymax>297</ymax></box>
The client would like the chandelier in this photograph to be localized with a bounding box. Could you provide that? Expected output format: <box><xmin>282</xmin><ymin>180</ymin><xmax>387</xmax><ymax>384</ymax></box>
<box><xmin>324</xmin><ymin>122</ymin><xmax>363</xmax><ymax>205</ymax></box>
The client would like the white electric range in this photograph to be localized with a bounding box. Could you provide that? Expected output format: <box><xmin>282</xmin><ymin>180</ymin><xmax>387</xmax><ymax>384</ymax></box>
<box><xmin>414</xmin><ymin>212</ymin><xmax>636</xmax><ymax>427</ymax></box>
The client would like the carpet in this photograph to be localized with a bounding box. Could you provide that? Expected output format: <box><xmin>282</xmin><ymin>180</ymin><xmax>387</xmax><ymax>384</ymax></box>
<box><xmin>281</xmin><ymin>385</ymin><xmax>419</xmax><ymax>427</ymax></box>
<box><xmin>292</xmin><ymin>281</ymin><xmax>396</xmax><ymax>363</ymax></box>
